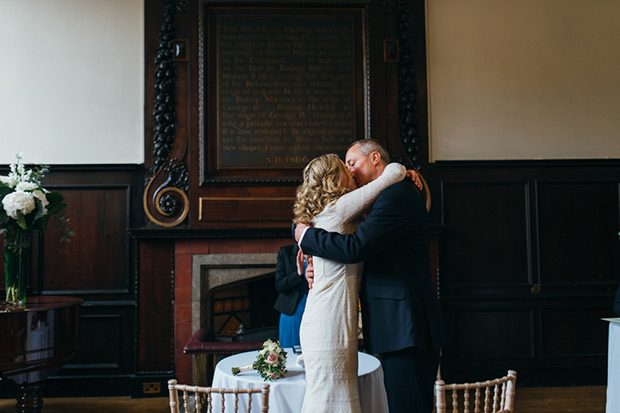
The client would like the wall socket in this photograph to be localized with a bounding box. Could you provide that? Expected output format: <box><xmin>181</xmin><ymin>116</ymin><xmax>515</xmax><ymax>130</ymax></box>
<box><xmin>143</xmin><ymin>382</ymin><xmax>161</xmax><ymax>394</ymax></box>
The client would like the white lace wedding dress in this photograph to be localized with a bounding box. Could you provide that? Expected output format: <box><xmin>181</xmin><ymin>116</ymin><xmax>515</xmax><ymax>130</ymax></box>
<box><xmin>299</xmin><ymin>163</ymin><xmax>405</xmax><ymax>413</ymax></box>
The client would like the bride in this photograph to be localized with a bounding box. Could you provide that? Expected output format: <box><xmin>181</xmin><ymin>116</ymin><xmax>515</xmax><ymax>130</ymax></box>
<box><xmin>293</xmin><ymin>153</ymin><xmax>407</xmax><ymax>413</ymax></box>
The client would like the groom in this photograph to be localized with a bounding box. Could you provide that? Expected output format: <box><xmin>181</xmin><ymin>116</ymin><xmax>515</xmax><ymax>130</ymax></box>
<box><xmin>295</xmin><ymin>139</ymin><xmax>446</xmax><ymax>413</ymax></box>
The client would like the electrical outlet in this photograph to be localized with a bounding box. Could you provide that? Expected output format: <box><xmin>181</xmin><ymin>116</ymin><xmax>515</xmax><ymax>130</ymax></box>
<box><xmin>143</xmin><ymin>382</ymin><xmax>161</xmax><ymax>394</ymax></box>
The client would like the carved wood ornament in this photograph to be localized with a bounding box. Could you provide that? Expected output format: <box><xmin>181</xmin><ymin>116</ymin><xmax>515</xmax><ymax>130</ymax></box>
<box><xmin>396</xmin><ymin>1</ymin><xmax>422</xmax><ymax>171</ymax></box>
<box><xmin>144</xmin><ymin>0</ymin><xmax>190</xmax><ymax>227</ymax></box>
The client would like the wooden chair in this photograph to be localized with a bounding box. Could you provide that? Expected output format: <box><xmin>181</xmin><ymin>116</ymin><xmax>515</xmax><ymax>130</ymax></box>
<box><xmin>168</xmin><ymin>379</ymin><xmax>270</xmax><ymax>413</ymax></box>
<box><xmin>418</xmin><ymin>169</ymin><xmax>431</xmax><ymax>212</ymax></box>
<box><xmin>435</xmin><ymin>370</ymin><xmax>517</xmax><ymax>413</ymax></box>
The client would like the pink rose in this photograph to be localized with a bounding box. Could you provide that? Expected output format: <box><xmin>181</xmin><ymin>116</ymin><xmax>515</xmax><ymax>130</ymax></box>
<box><xmin>271</xmin><ymin>372</ymin><xmax>279</xmax><ymax>379</ymax></box>
<box><xmin>266</xmin><ymin>351</ymin><xmax>278</xmax><ymax>364</ymax></box>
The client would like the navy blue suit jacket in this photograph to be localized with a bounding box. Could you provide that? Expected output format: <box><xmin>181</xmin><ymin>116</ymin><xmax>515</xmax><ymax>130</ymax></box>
<box><xmin>273</xmin><ymin>244</ymin><xmax>308</xmax><ymax>316</ymax></box>
<box><xmin>300</xmin><ymin>180</ymin><xmax>446</xmax><ymax>354</ymax></box>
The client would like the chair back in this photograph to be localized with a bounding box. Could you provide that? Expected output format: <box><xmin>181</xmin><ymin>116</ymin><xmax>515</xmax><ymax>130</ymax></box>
<box><xmin>435</xmin><ymin>370</ymin><xmax>516</xmax><ymax>413</ymax></box>
<box><xmin>168</xmin><ymin>379</ymin><xmax>270</xmax><ymax>413</ymax></box>
<box><xmin>419</xmin><ymin>171</ymin><xmax>431</xmax><ymax>212</ymax></box>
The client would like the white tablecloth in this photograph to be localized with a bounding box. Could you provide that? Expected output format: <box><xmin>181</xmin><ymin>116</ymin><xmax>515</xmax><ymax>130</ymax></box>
<box><xmin>211</xmin><ymin>349</ymin><xmax>389</xmax><ymax>413</ymax></box>
<box><xmin>608</xmin><ymin>321</ymin><xmax>620</xmax><ymax>412</ymax></box>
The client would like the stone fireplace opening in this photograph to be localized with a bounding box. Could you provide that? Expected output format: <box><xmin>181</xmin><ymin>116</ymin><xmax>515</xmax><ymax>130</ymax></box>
<box><xmin>210</xmin><ymin>275</ymin><xmax>279</xmax><ymax>339</ymax></box>
<box><xmin>191</xmin><ymin>253</ymin><xmax>280</xmax><ymax>339</ymax></box>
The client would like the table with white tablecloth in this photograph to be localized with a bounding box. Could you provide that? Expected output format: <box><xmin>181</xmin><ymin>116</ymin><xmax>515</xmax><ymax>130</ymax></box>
<box><xmin>606</xmin><ymin>319</ymin><xmax>620</xmax><ymax>413</ymax></box>
<box><xmin>211</xmin><ymin>349</ymin><xmax>389</xmax><ymax>413</ymax></box>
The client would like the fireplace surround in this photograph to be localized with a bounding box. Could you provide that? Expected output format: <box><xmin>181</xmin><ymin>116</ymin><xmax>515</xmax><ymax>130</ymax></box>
<box><xmin>191</xmin><ymin>252</ymin><xmax>278</xmax><ymax>337</ymax></box>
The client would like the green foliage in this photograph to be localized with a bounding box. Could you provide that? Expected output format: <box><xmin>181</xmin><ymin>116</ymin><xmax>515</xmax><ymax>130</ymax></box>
<box><xmin>0</xmin><ymin>155</ymin><xmax>73</xmax><ymax>249</ymax></box>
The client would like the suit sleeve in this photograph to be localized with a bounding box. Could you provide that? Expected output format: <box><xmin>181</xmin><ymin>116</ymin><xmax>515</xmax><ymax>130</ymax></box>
<box><xmin>274</xmin><ymin>246</ymin><xmax>303</xmax><ymax>293</ymax></box>
<box><xmin>615</xmin><ymin>284</ymin><xmax>620</xmax><ymax>316</ymax></box>
<box><xmin>301</xmin><ymin>183</ymin><xmax>415</xmax><ymax>263</ymax></box>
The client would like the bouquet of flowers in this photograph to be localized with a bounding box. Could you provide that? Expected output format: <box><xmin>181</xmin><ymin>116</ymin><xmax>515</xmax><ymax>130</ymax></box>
<box><xmin>1</xmin><ymin>154</ymin><xmax>73</xmax><ymax>303</ymax></box>
<box><xmin>231</xmin><ymin>339</ymin><xmax>288</xmax><ymax>381</ymax></box>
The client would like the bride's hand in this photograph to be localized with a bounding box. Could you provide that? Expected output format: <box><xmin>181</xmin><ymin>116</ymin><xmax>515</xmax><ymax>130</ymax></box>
<box><xmin>296</xmin><ymin>248</ymin><xmax>305</xmax><ymax>275</ymax></box>
<box><xmin>405</xmin><ymin>169</ymin><xmax>424</xmax><ymax>191</ymax></box>
<box><xmin>305</xmin><ymin>256</ymin><xmax>314</xmax><ymax>289</ymax></box>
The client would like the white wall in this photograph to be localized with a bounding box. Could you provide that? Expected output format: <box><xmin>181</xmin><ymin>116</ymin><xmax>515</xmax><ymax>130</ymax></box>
<box><xmin>0</xmin><ymin>0</ymin><xmax>144</xmax><ymax>165</ymax></box>
<box><xmin>426</xmin><ymin>0</ymin><xmax>620</xmax><ymax>161</ymax></box>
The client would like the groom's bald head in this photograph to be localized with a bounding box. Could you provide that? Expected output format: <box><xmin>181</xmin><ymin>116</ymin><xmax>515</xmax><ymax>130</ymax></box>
<box><xmin>347</xmin><ymin>139</ymin><xmax>390</xmax><ymax>164</ymax></box>
<box><xmin>345</xmin><ymin>139</ymin><xmax>389</xmax><ymax>186</ymax></box>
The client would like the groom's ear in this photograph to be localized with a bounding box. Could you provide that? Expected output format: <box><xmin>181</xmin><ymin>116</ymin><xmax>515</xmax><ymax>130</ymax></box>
<box><xmin>370</xmin><ymin>151</ymin><xmax>381</xmax><ymax>165</ymax></box>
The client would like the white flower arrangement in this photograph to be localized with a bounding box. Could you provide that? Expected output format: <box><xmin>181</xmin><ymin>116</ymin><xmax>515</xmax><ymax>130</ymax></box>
<box><xmin>231</xmin><ymin>339</ymin><xmax>288</xmax><ymax>381</ymax></box>
<box><xmin>1</xmin><ymin>154</ymin><xmax>74</xmax><ymax>302</ymax></box>
<box><xmin>0</xmin><ymin>154</ymin><xmax>71</xmax><ymax>239</ymax></box>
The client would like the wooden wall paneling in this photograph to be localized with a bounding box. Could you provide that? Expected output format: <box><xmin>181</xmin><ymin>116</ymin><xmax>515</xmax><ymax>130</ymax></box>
<box><xmin>186</xmin><ymin>0</ymin><xmax>201</xmax><ymax>228</ymax></box>
<box><xmin>540</xmin><ymin>303</ymin><xmax>611</xmax><ymax>358</ymax></box>
<box><xmin>536</xmin><ymin>181</ymin><xmax>620</xmax><ymax>288</ymax></box>
<box><xmin>72</xmin><ymin>313</ymin><xmax>124</xmax><ymax>370</ymax></box>
<box><xmin>440</xmin><ymin>181</ymin><xmax>532</xmax><ymax>289</ymax></box>
<box><xmin>440</xmin><ymin>296</ymin><xmax>535</xmax><ymax>379</ymax></box>
<box><xmin>435</xmin><ymin>165</ymin><xmax>619</xmax><ymax>386</ymax></box>
<box><xmin>198</xmin><ymin>196</ymin><xmax>295</xmax><ymax>226</ymax></box>
<box><xmin>64</xmin><ymin>304</ymin><xmax>136</xmax><ymax>375</ymax></box>
<box><xmin>454</xmin><ymin>308</ymin><xmax>534</xmax><ymax>361</ymax></box>
<box><xmin>372</xmin><ymin>0</ymin><xmax>397</xmax><ymax>148</ymax></box>
<box><xmin>40</xmin><ymin>185</ymin><xmax>131</xmax><ymax>293</ymax></box>
<box><xmin>136</xmin><ymin>239</ymin><xmax>174</xmax><ymax>373</ymax></box>
<box><xmin>441</xmin><ymin>312</ymin><xmax>535</xmax><ymax>385</ymax></box>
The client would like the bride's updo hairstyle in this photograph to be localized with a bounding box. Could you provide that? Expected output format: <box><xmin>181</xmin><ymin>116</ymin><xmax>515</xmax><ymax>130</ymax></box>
<box><xmin>293</xmin><ymin>153</ymin><xmax>350</xmax><ymax>224</ymax></box>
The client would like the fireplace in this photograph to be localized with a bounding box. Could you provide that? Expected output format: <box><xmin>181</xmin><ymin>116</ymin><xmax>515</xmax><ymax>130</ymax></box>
<box><xmin>172</xmin><ymin>238</ymin><xmax>291</xmax><ymax>385</ymax></box>
<box><xmin>191</xmin><ymin>253</ymin><xmax>279</xmax><ymax>337</ymax></box>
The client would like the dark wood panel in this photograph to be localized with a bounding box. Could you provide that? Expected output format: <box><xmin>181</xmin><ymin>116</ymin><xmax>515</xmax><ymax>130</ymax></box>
<box><xmin>537</xmin><ymin>181</ymin><xmax>620</xmax><ymax>285</ymax></box>
<box><xmin>199</xmin><ymin>197</ymin><xmax>294</xmax><ymax>224</ymax></box>
<box><xmin>65</xmin><ymin>306</ymin><xmax>135</xmax><ymax>374</ymax></box>
<box><xmin>541</xmin><ymin>305</ymin><xmax>610</xmax><ymax>358</ymax></box>
<box><xmin>137</xmin><ymin>239</ymin><xmax>173</xmax><ymax>373</ymax></box>
<box><xmin>434</xmin><ymin>164</ymin><xmax>619</xmax><ymax>386</ymax></box>
<box><xmin>0</xmin><ymin>164</ymin><xmax>142</xmax><ymax>397</ymax></box>
<box><xmin>41</xmin><ymin>186</ymin><xmax>130</xmax><ymax>292</ymax></box>
<box><xmin>453</xmin><ymin>309</ymin><xmax>534</xmax><ymax>361</ymax></box>
<box><xmin>441</xmin><ymin>182</ymin><xmax>531</xmax><ymax>287</ymax></box>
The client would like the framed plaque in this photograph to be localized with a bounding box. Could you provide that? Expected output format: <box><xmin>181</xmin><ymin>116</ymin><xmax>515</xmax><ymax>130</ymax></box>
<box><xmin>200</xmin><ymin>6</ymin><xmax>367</xmax><ymax>183</ymax></box>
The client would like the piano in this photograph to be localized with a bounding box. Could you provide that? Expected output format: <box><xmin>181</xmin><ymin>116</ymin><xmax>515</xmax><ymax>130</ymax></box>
<box><xmin>0</xmin><ymin>296</ymin><xmax>83</xmax><ymax>413</ymax></box>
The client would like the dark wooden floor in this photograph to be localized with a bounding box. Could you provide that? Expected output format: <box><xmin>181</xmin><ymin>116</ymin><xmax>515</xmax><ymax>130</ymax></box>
<box><xmin>0</xmin><ymin>386</ymin><xmax>607</xmax><ymax>412</ymax></box>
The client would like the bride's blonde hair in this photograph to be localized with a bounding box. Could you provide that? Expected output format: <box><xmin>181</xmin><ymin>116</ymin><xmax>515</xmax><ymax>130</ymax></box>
<box><xmin>293</xmin><ymin>153</ymin><xmax>350</xmax><ymax>224</ymax></box>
